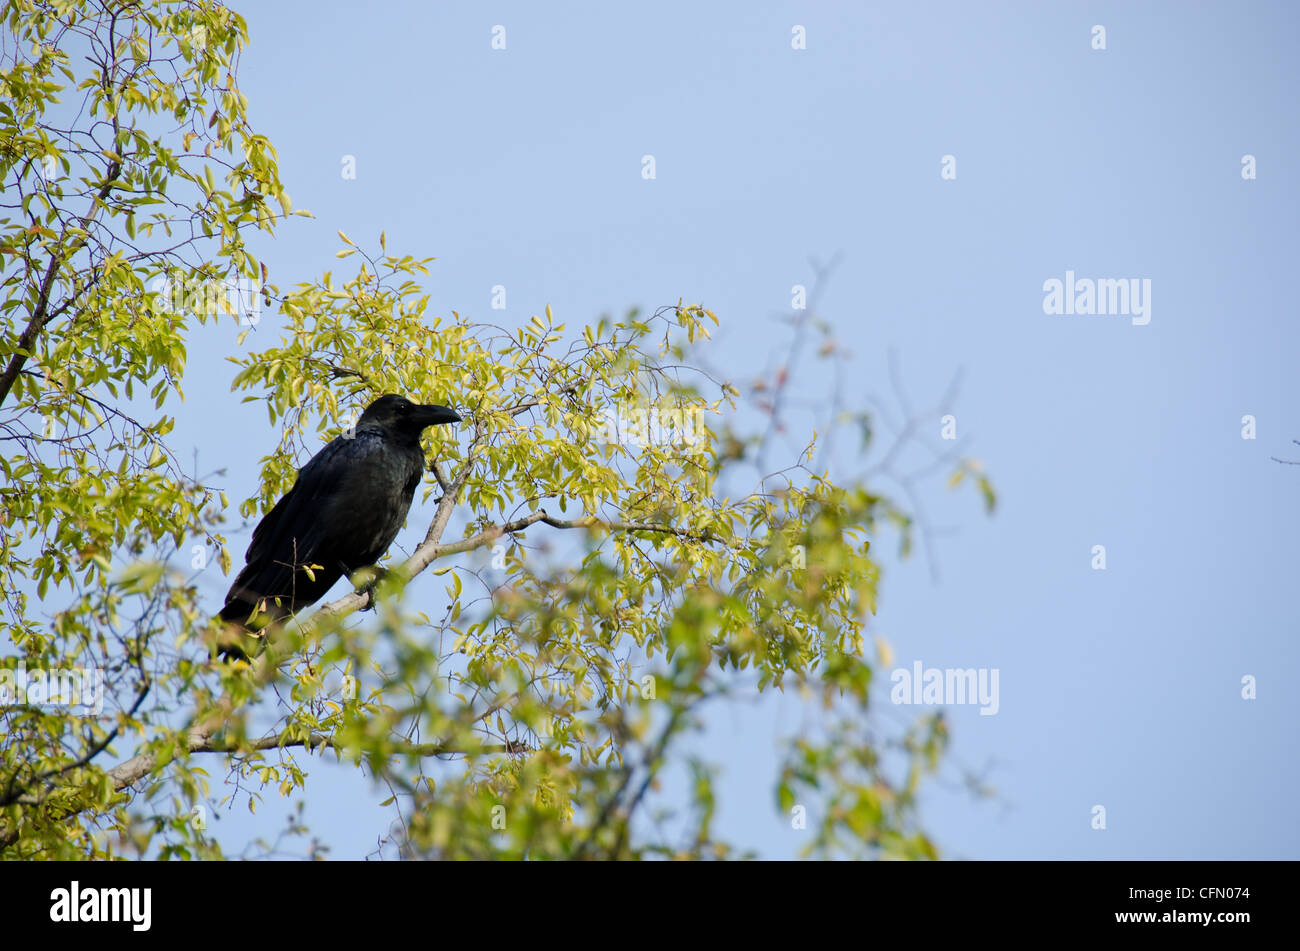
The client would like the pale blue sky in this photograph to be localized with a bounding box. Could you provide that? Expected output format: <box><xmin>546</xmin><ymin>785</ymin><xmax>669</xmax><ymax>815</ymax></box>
<box><xmin>171</xmin><ymin>1</ymin><xmax>1300</xmax><ymax>858</ymax></box>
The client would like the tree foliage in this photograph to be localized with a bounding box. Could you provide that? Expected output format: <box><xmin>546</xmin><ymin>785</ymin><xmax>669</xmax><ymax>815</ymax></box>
<box><xmin>1</xmin><ymin>0</ymin><xmax>989</xmax><ymax>860</ymax></box>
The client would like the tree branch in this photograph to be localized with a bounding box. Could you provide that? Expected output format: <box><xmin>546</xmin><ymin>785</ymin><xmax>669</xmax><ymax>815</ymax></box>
<box><xmin>0</xmin><ymin>159</ymin><xmax>122</xmax><ymax>408</ymax></box>
<box><xmin>308</xmin><ymin>508</ymin><xmax>713</xmax><ymax>628</ymax></box>
<box><xmin>104</xmin><ymin>731</ymin><xmax>519</xmax><ymax>794</ymax></box>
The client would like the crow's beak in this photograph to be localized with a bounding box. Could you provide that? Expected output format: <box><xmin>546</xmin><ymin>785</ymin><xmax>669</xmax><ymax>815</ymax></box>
<box><xmin>415</xmin><ymin>403</ymin><xmax>462</xmax><ymax>426</ymax></box>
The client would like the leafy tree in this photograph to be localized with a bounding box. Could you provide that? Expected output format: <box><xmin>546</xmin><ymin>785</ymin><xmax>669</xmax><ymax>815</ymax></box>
<box><xmin>0</xmin><ymin>0</ymin><xmax>991</xmax><ymax>860</ymax></box>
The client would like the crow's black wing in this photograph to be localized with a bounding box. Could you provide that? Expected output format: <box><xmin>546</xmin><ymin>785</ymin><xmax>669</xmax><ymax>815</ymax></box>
<box><xmin>220</xmin><ymin>431</ymin><xmax>425</xmax><ymax>626</ymax></box>
<box><xmin>221</xmin><ymin>436</ymin><xmax>357</xmax><ymax>622</ymax></box>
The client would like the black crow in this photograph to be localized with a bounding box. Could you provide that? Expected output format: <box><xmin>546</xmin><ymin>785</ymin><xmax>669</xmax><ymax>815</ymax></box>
<box><xmin>216</xmin><ymin>393</ymin><xmax>461</xmax><ymax>657</ymax></box>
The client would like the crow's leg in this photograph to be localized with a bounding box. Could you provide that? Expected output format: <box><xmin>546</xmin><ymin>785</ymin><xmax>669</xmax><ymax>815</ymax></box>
<box><xmin>348</xmin><ymin>564</ymin><xmax>392</xmax><ymax>612</ymax></box>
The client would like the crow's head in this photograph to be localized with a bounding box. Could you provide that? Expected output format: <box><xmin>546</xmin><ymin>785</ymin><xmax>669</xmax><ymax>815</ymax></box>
<box><xmin>358</xmin><ymin>394</ymin><xmax>461</xmax><ymax>440</ymax></box>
